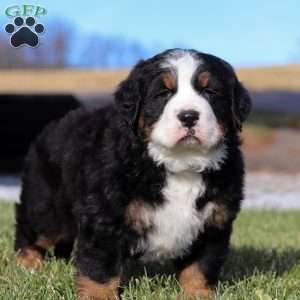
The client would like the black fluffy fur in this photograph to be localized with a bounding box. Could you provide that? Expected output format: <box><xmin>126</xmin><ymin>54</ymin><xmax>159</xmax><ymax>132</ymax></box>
<box><xmin>15</xmin><ymin>49</ymin><xmax>251</xmax><ymax>295</ymax></box>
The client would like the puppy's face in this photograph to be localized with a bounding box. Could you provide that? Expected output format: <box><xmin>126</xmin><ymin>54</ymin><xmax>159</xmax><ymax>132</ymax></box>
<box><xmin>115</xmin><ymin>49</ymin><xmax>251</xmax><ymax>170</ymax></box>
<box><xmin>145</xmin><ymin>52</ymin><xmax>225</xmax><ymax>151</ymax></box>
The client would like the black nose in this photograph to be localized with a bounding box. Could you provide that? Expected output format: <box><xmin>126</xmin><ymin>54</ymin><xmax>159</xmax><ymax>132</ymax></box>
<box><xmin>177</xmin><ymin>110</ymin><xmax>199</xmax><ymax>128</ymax></box>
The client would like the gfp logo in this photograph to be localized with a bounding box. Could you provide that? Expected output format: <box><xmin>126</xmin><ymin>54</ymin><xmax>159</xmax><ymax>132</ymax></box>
<box><xmin>4</xmin><ymin>5</ymin><xmax>47</xmax><ymax>48</ymax></box>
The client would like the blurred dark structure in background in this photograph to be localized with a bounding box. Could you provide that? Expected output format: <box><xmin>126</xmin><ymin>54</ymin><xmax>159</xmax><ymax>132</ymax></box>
<box><xmin>0</xmin><ymin>94</ymin><xmax>79</xmax><ymax>172</ymax></box>
<box><xmin>251</xmin><ymin>91</ymin><xmax>300</xmax><ymax>113</ymax></box>
<box><xmin>0</xmin><ymin>93</ymin><xmax>113</xmax><ymax>173</ymax></box>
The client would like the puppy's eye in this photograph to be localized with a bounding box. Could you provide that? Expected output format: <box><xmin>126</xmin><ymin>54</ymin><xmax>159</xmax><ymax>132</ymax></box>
<box><xmin>155</xmin><ymin>89</ymin><xmax>172</xmax><ymax>99</ymax></box>
<box><xmin>202</xmin><ymin>88</ymin><xmax>218</xmax><ymax>96</ymax></box>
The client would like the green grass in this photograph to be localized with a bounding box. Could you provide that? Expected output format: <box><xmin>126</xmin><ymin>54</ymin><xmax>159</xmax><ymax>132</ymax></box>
<box><xmin>1</xmin><ymin>202</ymin><xmax>300</xmax><ymax>299</ymax></box>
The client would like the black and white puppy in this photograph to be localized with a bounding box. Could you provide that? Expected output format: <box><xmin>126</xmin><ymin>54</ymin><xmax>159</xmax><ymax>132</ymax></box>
<box><xmin>15</xmin><ymin>49</ymin><xmax>252</xmax><ymax>299</ymax></box>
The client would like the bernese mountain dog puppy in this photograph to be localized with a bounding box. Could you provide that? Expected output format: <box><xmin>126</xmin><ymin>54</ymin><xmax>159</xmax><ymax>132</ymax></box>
<box><xmin>15</xmin><ymin>49</ymin><xmax>252</xmax><ymax>299</ymax></box>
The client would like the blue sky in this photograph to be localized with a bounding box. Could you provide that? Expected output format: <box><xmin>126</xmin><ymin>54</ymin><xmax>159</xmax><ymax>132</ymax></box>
<box><xmin>0</xmin><ymin>0</ymin><xmax>299</xmax><ymax>67</ymax></box>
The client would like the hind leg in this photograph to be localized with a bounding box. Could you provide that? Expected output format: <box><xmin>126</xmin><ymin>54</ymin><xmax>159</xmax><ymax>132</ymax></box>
<box><xmin>15</xmin><ymin>202</ymin><xmax>42</xmax><ymax>268</ymax></box>
<box><xmin>15</xmin><ymin>206</ymin><xmax>62</xmax><ymax>269</ymax></box>
<box><xmin>15</xmin><ymin>230</ymin><xmax>59</xmax><ymax>268</ymax></box>
<box><xmin>15</xmin><ymin>175</ymin><xmax>65</xmax><ymax>267</ymax></box>
<box><xmin>15</xmin><ymin>142</ymin><xmax>76</xmax><ymax>268</ymax></box>
<box><xmin>15</xmin><ymin>231</ymin><xmax>73</xmax><ymax>268</ymax></box>
<box><xmin>15</xmin><ymin>199</ymin><xmax>75</xmax><ymax>268</ymax></box>
<box><xmin>15</xmin><ymin>200</ymin><xmax>75</xmax><ymax>268</ymax></box>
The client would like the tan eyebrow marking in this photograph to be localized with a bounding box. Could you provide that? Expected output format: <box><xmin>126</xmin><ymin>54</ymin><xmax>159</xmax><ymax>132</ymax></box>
<box><xmin>198</xmin><ymin>71</ymin><xmax>210</xmax><ymax>87</ymax></box>
<box><xmin>162</xmin><ymin>73</ymin><xmax>176</xmax><ymax>90</ymax></box>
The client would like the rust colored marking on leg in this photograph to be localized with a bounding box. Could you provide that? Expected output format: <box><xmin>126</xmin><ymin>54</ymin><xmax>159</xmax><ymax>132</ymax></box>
<box><xmin>208</xmin><ymin>203</ymin><xmax>230</xmax><ymax>229</ymax></box>
<box><xmin>76</xmin><ymin>276</ymin><xmax>120</xmax><ymax>300</ymax></box>
<box><xmin>125</xmin><ymin>200</ymin><xmax>152</xmax><ymax>235</ymax></box>
<box><xmin>16</xmin><ymin>246</ymin><xmax>43</xmax><ymax>269</ymax></box>
<box><xmin>36</xmin><ymin>235</ymin><xmax>60</xmax><ymax>250</ymax></box>
<box><xmin>178</xmin><ymin>262</ymin><xmax>214</xmax><ymax>299</ymax></box>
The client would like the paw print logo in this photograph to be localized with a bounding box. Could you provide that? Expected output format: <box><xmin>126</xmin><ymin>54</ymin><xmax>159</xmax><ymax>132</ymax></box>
<box><xmin>5</xmin><ymin>16</ymin><xmax>44</xmax><ymax>48</ymax></box>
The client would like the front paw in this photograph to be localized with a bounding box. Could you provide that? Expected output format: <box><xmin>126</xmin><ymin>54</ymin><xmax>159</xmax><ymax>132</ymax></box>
<box><xmin>76</xmin><ymin>276</ymin><xmax>120</xmax><ymax>300</ymax></box>
<box><xmin>16</xmin><ymin>247</ymin><xmax>43</xmax><ymax>269</ymax></box>
<box><xmin>178</xmin><ymin>263</ymin><xmax>215</xmax><ymax>299</ymax></box>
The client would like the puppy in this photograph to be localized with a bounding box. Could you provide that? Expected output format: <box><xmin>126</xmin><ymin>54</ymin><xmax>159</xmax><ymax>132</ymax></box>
<box><xmin>15</xmin><ymin>48</ymin><xmax>252</xmax><ymax>299</ymax></box>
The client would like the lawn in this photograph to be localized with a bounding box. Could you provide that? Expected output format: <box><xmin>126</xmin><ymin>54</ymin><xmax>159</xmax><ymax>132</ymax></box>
<box><xmin>0</xmin><ymin>202</ymin><xmax>300</xmax><ymax>300</ymax></box>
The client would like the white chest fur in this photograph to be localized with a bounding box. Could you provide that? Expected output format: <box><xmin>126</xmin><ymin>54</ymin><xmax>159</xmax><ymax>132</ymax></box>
<box><xmin>140</xmin><ymin>171</ymin><xmax>214</xmax><ymax>262</ymax></box>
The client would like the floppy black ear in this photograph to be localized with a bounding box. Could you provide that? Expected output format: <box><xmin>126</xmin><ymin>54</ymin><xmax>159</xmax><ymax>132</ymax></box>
<box><xmin>232</xmin><ymin>81</ymin><xmax>252</xmax><ymax>130</ymax></box>
<box><xmin>114</xmin><ymin>62</ymin><xmax>144</xmax><ymax>129</ymax></box>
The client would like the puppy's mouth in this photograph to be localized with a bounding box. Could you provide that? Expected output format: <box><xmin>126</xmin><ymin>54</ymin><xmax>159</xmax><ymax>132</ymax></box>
<box><xmin>176</xmin><ymin>128</ymin><xmax>224</xmax><ymax>151</ymax></box>
<box><xmin>178</xmin><ymin>129</ymin><xmax>201</xmax><ymax>146</ymax></box>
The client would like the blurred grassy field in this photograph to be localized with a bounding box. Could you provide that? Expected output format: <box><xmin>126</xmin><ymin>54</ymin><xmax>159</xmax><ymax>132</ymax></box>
<box><xmin>1</xmin><ymin>202</ymin><xmax>300</xmax><ymax>299</ymax></box>
<box><xmin>0</xmin><ymin>64</ymin><xmax>300</xmax><ymax>92</ymax></box>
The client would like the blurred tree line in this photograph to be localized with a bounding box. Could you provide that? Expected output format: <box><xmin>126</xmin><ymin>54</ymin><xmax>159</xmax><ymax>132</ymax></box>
<box><xmin>0</xmin><ymin>18</ymin><xmax>151</xmax><ymax>69</ymax></box>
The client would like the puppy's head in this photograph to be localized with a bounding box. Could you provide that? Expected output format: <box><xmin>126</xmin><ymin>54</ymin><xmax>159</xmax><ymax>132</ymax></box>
<box><xmin>115</xmin><ymin>49</ymin><xmax>251</xmax><ymax>172</ymax></box>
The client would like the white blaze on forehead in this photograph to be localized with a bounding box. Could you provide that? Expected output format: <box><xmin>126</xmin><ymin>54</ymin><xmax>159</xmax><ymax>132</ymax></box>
<box><xmin>161</xmin><ymin>50</ymin><xmax>200</xmax><ymax>88</ymax></box>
